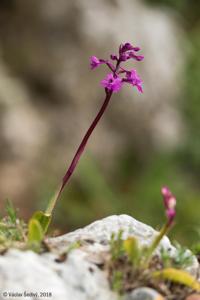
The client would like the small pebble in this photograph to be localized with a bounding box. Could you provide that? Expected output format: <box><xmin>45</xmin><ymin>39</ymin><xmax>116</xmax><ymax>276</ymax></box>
<box><xmin>124</xmin><ymin>287</ymin><xmax>165</xmax><ymax>300</ymax></box>
<box><xmin>185</xmin><ymin>294</ymin><xmax>200</xmax><ymax>300</ymax></box>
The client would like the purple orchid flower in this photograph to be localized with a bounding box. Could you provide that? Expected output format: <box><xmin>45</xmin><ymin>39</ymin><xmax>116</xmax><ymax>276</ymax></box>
<box><xmin>90</xmin><ymin>56</ymin><xmax>101</xmax><ymax>69</ymax></box>
<box><xmin>101</xmin><ymin>73</ymin><xmax>123</xmax><ymax>93</ymax></box>
<box><xmin>90</xmin><ymin>42</ymin><xmax>144</xmax><ymax>93</ymax></box>
<box><xmin>124</xmin><ymin>69</ymin><xmax>143</xmax><ymax>93</ymax></box>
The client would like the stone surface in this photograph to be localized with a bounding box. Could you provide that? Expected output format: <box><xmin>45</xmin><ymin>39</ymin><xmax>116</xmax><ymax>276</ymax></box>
<box><xmin>49</xmin><ymin>214</ymin><xmax>175</xmax><ymax>252</ymax></box>
<box><xmin>0</xmin><ymin>249</ymin><xmax>116</xmax><ymax>300</ymax></box>
<box><xmin>48</xmin><ymin>214</ymin><xmax>199</xmax><ymax>276</ymax></box>
<box><xmin>0</xmin><ymin>215</ymin><xmax>199</xmax><ymax>300</ymax></box>
<box><xmin>124</xmin><ymin>287</ymin><xmax>165</xmax><ymax>300</ymax></box>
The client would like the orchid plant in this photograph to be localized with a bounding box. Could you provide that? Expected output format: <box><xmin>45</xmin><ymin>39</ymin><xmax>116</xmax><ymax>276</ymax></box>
<box><xmin>26</xmin><ymin>44</ymin><xmax>183</xmax><ymax>279</ymax></box>
<box><xmin>142</xmin><ymin>186</ymin><xmax>177</xmax><ymax>266</ymax></box>
<box><xmin>111</xmin><ymin>186</ymin><xmax>177</xmax><ymax>270</ymax></box>
<box><xmin>27</xmin><ymin>42</ymin><xmax>144</xmax><ymax>241</ymax></box>
<box><xmin>46</xmin><ymin>42</ymin><xmax>144</xmax><ymax>216</ymax></box>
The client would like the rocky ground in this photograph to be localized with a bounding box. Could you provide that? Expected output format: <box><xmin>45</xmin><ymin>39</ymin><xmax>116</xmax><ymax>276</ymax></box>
<box><xmin>0</xmin><ymin>215</ymin><xmax>199</xmax><ymax>300</ymax></box>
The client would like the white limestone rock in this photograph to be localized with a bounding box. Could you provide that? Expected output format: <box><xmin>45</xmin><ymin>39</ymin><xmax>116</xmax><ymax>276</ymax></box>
<box><xmin>48</xmin><ymin>214</ymin><xmax>199</xmax><ymax>276</ymax></box>
<box><xmin>0</xmin><ymin>215</ymin><xmax>199</xmax><ymax>300</ymax></box>
<box><xmin>49</xmin><ymin>214</ymin><xmax>175</xmax><ymax>252</ymax></box>
<box><xmin>0</xmin><ymin>249</ymin><xmax>116</xmax><ymax>300</ymax></box>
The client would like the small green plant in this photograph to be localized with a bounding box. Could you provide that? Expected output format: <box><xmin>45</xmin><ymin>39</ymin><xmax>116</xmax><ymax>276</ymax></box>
<box><xmin>5</xmin><ymin>200</ymin><xmax>17</xmax><ymax>224</ymax></box>
<box><xmin>172</xmin><ymin>242</ymin><xmax>194</xmax><ymax>269</ymax></box>
<box><xmin>123</xmin><ymin>236</ymin><xmax>141</xmax><ymax>267</ymax></box>
<box><xmin>159</xmin><ymin>247</ymin><xmax>172</xmax><ymax>268</ymax></box>
<box><xmin>110</xmin><ymin>230</ymin><xmax>125</xmax><ymax>261</ymax></box>
<box><xmin>111</xmin><ymin>270</ymin><xmax>123</xmax><ymax>294</ymax></box>
<box><xmin>160</xmin><ymin>243</ymin><xmax>194</xmax><ymax>269</ymax></box>
<box><xmin>0</xmin><ymin>200</ymin><xmax>27</xmax><ymax>252</ymax></box>
<box><xmin>0</xmin><ymin>200</ymin><xmax>82</xmax><ymax>253</ymax></box>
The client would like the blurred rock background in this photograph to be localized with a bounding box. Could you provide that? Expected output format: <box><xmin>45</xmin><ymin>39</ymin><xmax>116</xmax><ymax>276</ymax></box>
<box><xmin>0</xmin><ymin>0</ymin><xmax>199</xmax><ymax>245</ymax></box>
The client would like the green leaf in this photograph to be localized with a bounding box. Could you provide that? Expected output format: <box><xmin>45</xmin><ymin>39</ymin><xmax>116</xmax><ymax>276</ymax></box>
<box><xmin>28</xmin><ymin>219</ymin><xmax>43</xmax><ymax>243</ymax></box>
<box><xmin>110</xmin><ymin>230</ymin><xmax>125</xmax><ymax>260</ymax></box>
<box><xmin>5</xmin><ymin>200</ymin><xmax>17</xmax><ymax>224</ymax></box>
<box><xmin>31</xmin><ymin>211</ymin><xmax>51</xmax><ymax>234</ymax></box>
<box><xmin>160</xmin><ymin>247</ymin><xmax>171</xmax><ymax>268</ymax></box>
<box><xmin>112</xmin><ymin>270</ymin><xmax>123</xmax><ymax>294</ymax></box>
<box><xmin>123</xmin><ymin>237</ymin><xmax>140</xmax><ymax>266</ymax></box>
<box><xmin>172</xmin><ymin>242</ymin><xmax>194</xmax><ymax>269</ymax></box>
<box><xmin>153</xmin><ymin>268</ymin><xmax>200</xmax><ymax>291</ymax></box>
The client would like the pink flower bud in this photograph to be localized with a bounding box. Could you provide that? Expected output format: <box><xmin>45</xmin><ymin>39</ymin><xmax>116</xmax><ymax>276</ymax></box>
<box><xmin>90</xmin><ymin>56</ymin><xmax>101</xmax><ymax>69</ymax></box>
<box><xmin>161</xmin><ymin>186</ymin><xmax>176</xmax><ymax>225</ymax></box>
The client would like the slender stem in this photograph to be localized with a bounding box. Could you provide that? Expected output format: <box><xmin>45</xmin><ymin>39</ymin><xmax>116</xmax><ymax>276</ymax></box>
<box><xmin>142</xmin><ymin>222</ymin><xmax>171</xmax><ymax>267</ymax></box>
<box><xmin>45</xmin><ymin>90</ymin><xmax>113</xmax><ymax>215</ymax></box>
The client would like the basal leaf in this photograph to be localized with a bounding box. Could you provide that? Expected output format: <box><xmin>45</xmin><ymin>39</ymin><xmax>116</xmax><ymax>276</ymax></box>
<box><xmin>28</xmin><ymin>219</ymin><xmax>44</xmax><ymax>243</ymax></box>
<box><xmin>123</xmin><ymin>237</ymin><xmax>140</xmax><ymax>266</ymax></box>
<box><xmin>153</xmin><ymin>268</ymin><xmax>200</xmax><ymax>291</ymax></box>
<box><xmin>31</xmin><ymin>211</ymin><xmax>51</xmax><ymax>234</ymax></box>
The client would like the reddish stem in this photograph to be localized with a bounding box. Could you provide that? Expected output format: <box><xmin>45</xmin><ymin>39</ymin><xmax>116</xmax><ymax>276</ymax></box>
<box><xmin>46</xmin><ymin>90</ymin><xmax>113</xmax><ymax>215</ymax></box>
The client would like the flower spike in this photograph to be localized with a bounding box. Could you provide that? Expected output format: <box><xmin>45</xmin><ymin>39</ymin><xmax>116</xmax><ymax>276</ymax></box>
<box><xmin>91</xmin><ymin>42</ymin><xmax>144</xmax><ymax>93</ymax></box>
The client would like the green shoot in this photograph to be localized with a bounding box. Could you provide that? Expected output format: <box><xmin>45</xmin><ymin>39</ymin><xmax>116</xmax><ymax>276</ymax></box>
<box><xmin>110</xmin><ymin>230</ymin><xmax>125</xmax><ymax>261</ymax></box>
<box><xmin>111</xmin><ymin>270</ymin><xmax>123</xmax><ymax>294</ymax></box>
<box><xmin>30</xmin><ymin>211</ymin><xmax>51</xmax><ymax>235</ymax></box>
<box><xmin>142</xmin><ymin>222</ymin><xmax>170</xmax><ymax>267</ymax></box>
<box><xmin>123</xmin><ymin>237</ymin><xmax>141</xmax><ymax>267</ymax></box>
<box><xmin>172</xmin><ymin>242</ymin><xmax>194</xmax><ymax>269</ymax></box>
<box><xmin>5</xmin><ymin>200</ymin><xmax>17</xmax><ymax>224</ymax></box>
<box><xmin>0</xmin><ymin>200</ymin><xmax>27</xmax><ymax>252</ymax></box>
<box><xmin>160</xmin><ymin>243</ymin><xmax>194</xmax><ymax>269</ymax></box>
<box><xmin>160</xmin><ymin>247</ymin><xmax>172</xmax><ymax>268</ymax></box>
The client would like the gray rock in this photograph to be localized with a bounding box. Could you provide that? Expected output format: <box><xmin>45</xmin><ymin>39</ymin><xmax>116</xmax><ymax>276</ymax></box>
<box><xmin>48</xmin><ymin>214</ymin><xmax>199</xmax><ymax>276</ymax></box>
<box><xmin>0</xmin><ymin>215</ymin><xmax>199</xmax><ymax>300</ymax></box>
<box><xmin>49</xmin><ymin>214</ymin><xmax>175</xmax><ymax>252</ymax></box>
<box><xmin>0</xmin><ymin>249</ymin><xmax>116</xmax><ymax>300</ymax></box>
<box><xmin>124</xmin><ymin>287</ymin><xmax>165</xmax><ymax>300</ymax></box>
